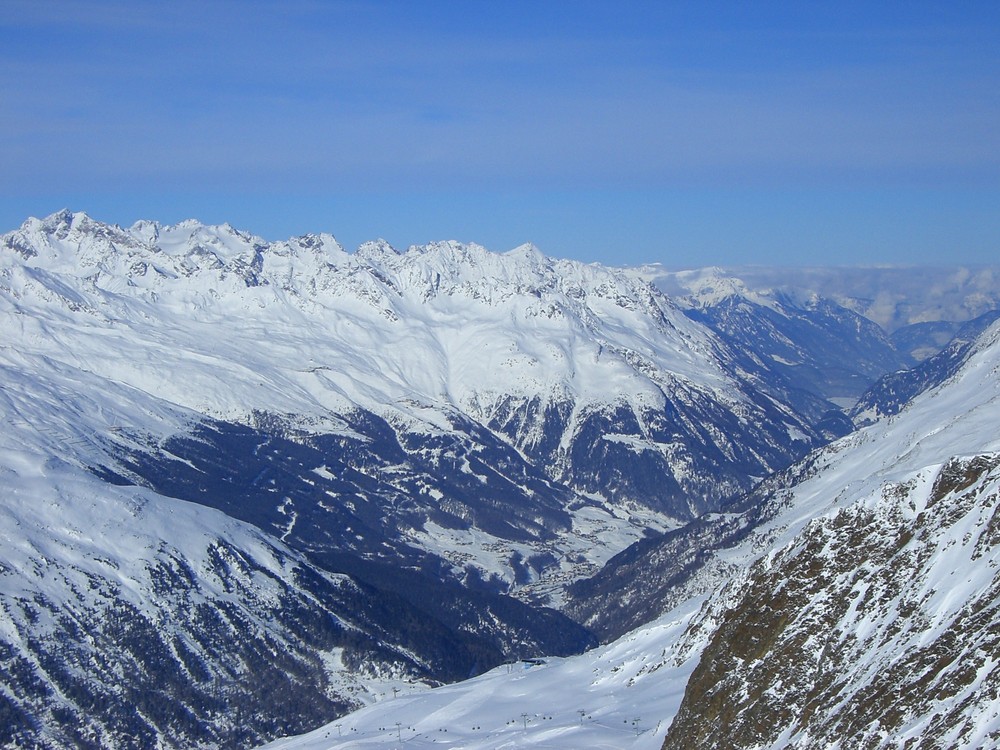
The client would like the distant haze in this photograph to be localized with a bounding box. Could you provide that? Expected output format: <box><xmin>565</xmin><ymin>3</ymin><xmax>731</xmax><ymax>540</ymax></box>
<box><xmin>652</xmin><ymin>265</ymin><xmax>1000</xmax><ymax>332</ymax></box>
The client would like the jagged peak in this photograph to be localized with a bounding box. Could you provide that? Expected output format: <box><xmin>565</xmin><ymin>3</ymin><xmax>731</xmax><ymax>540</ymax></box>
<box><xmin>355</xmin><ymin>238</ymin><xmax>400</xmax><ymax>261</ymax></box>
<box><xmin>1</xmin><ymin>211</ymin><xmax>140</xmax><ymax>268</ymax></box>
<box><xmin>507</xmin><ymin>241</ymin><xmax>540</xmax><ymax>253</ymax></box>
<box><xmin>404</xmin><ymin>239</ymin><xmax>491</xmax><ymax>262</ymax></box>
<box><xmin>128</xmin><ymin>218</ymin><xmax>162</xmax><ymax>245</ymax></box>
<box><xmin>286</xmin><ymin>232</ymin><xmax>348</xmax><ymax>261</ymax></box>
<box><xmin>1</xmin><ymin>212</ymin><xmax>668</xmax><ymax>319</ymax></box>
<box><xmin>172</xmin><ymin>218</ymin><xmax>205</xmax><ymax>230</ymax></box>
<box><xmin>656</xmin><ymin>266</ymin><xmax>783</xmax><ymax>312</ymax></box>
<box><xmin>504</xmin><ymin>242</ymin><xmax>546</xmax><ymax>265</ymax></box>
<box><xmin>394</xmin><ymin>240</ymin><xmax>560</xmax><ymax>290</ymax></box>
<box><xmin>41</xmin><ymin>208</ymin><xmax>88</xmax><ymax>228</ymax></box>
<box><xmin>294</xmin><ymin>231</ymin><xmax>342</xmax><ymax>246</ymax></box>
<box><xmin>15</xmin><ymin>209</ymin><xmax>103</xmax><ymax>239</ymax></box>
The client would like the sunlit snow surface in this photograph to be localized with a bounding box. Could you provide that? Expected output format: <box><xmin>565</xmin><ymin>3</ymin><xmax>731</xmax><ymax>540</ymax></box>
<box><xmin>262</xmin><ymin>602</ymin><xmax>703</xmax><ymax>750</ymax></box>
<box><xmin>1</xmin><ymin>211</ymin><xmax>730</xmax><ymax>422</ymax></box>
<box><xmin>262</xmin><ymin>322</ymin><xmax>1000</xmax><ymax>748</ymax></box>
<box><xmin>5</xmin><ymin>212</ymin><xmax>1000</xmax><ymax>748</ymax></box>
<box><xmin>0</xmin><ymin>211</ymin><xmax>810</xmax><ymax>595</ymax></box>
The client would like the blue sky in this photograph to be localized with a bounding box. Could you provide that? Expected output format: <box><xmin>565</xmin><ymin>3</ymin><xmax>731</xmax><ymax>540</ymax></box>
<box><xmin>2</xmin><ymin>1</ymin><xmax>999</xmax><ymax>266</ymax></box>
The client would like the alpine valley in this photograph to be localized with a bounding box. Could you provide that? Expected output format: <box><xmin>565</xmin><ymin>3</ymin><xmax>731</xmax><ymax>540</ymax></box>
<box><xmin>1</xmin><ymin>210</ymin><xmax>998</xmax><ymax>749</ymax></box>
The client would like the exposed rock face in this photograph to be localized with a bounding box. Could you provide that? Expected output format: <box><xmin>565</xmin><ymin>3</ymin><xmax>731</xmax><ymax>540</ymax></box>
<box><xmin>562</xmin><ymin>449</ymin><xmax>831</xmax><ymax>642</ymax></box>
<box><xmin>661</xmin><ymin>455</ymin><xmax>1000</xmax><ymax>750</ymax></box>
<box><xmin>0</xmin><ymin>211</ymin><xmax>843</xmax><ymax>748</ymax></box>
<box><xmin>7</xmin><ymin>211</ymin><xmax>1000</xmax><ymax>749</ymax></box>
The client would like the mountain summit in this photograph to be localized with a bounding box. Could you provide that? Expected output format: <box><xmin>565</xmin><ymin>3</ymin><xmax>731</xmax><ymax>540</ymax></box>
<box><xmin>2</xmin><ymin>211</ymin><xmax>825</xmax><ymax>525</ymax></box>
<box><xmin>0</xmin><ymin>211</ymin><xmax>838</xmax><ymax>747</ymax></box>
<box><xmin>7</xmin><ymin>211</ymin><xmax>992</xmax><ymax>748</ymax></box>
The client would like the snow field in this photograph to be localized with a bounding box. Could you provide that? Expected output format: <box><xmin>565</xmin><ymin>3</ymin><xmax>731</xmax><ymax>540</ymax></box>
<box><xmin>262</xmin><ymin>604</ymin><xmax>705</xmax><ymax>750</ymax></box>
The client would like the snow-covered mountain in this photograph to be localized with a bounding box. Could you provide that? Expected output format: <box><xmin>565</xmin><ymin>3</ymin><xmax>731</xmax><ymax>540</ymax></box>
<box><xmin>263</xmin><ymin>308</ymin><xmax>1000</xmax><ymax>750</ymax></box>
<box><xmin>661</xmin><ymin>451</ymin><xmax>1000</xmax><ymax>749</ymax></box>
<box><xmin>651</xmin><ymin>263</ymin><xmax>1000</xmax><ymax>338</ymax></box>
<box><xmin>1</xmin><ymin>211</ymin><xmax>828</xmax><ymax>597</ymax></box>
<box><xmin>0</xmin><ymin>349</ymin><xmax>594</xmax><ymax>749</ymax></box>
<box><xmin>566</xmin><ymin>314</ymin><xmax>1000</xmax><ymax>640</ymax></box>
<box><xmin>651</xmin><ymin>266</ymin><xmax>916</xmax><ymax>416</ymax></box>
<box><xmin>7</xmin><ymin>210</ymin><xmax>999</xmax><ymax>749</ymax></box>
<box><xmin>0</xmin><ymin>442</ymin><xmax>396</xmax><ymax>748</ymax></box>
<box><xmin>851</xmin><ymin>308</ymin><xmax>1000</xmax><ymax>426</ymax></box>
<box><xmin>0</xmin><ymin>210</ymin><xmax>846</xmax><ymax>747</ymax></box>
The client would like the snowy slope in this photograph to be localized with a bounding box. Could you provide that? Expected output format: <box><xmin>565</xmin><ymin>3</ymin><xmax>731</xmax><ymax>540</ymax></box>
<box><xmin>1</xmin><ymin>211</ymin><xmax>824</xmax><ymax>599</ymax></box>
<box><xmin>649</xmin><ymin>265</ymin><xmax>911</xmax><ymax>416</ymax></box>
<box><xmin>4</xmin><ymin>211</ymin><xmax>728</xmax><ymax>423</ymax></box>
<box><xmin>851</xmin><ymin>309</ymin><xmax>1000</xmax><ymax>426</ymax></box>
<box><xmin>0</xmin><ymin>453</ymin><xmax>348</xmax><ymax>748</ymax></box>
<box><xmin>0</xmin><ymin>347</ymin><xmax>594</xmax><ymax>748</ymax></box>
<box><xmin>0</xmin><ymin>211</ymin><xmax>624</xmax><ymax>746</ymax></box>
<box><xmin>0</xmin><ymin>210</ymin><xmax>848</xmax><ymax>748</ymax></box>
<box><xmin>0</xmin><ymin>375</ymin><xmax>424</xmax><ymax>748</ymax></box>
<box><xmin>260</xmin><ymin>601</ymin><xmax>706</xmax><ymax>750</ymax></box>
<box><xmin>262</xmin><ymin>320</ymin><xmax>1000</xmax><ymax>749</ymax></box>
<box><xmin>568</xmin><ymin>317</ymin><xmax>1000</xmax><ymax>639</ymax></box>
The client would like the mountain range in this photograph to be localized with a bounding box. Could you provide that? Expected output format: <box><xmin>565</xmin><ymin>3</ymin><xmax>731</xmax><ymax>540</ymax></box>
<box><xmin>265</xmin><ymin>315</ymin><xmax>1000</xmax><ymax>750</ymax></box>
<box><xmin>2</xmin><ymin>210</ymin><xmax>998</xmax><ymax>748</ymax></box>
